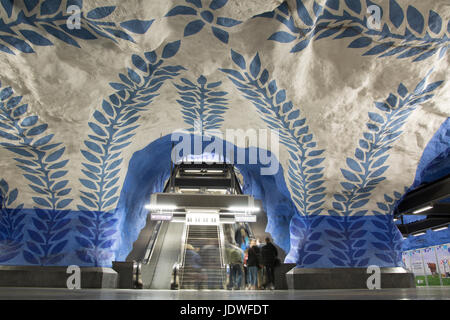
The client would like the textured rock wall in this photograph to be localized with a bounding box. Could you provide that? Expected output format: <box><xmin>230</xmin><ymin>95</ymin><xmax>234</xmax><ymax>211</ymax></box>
<box><xmin>0</xmin><ymin>0</ymin><xmax>448</xmax><ymax>267</ymax></box>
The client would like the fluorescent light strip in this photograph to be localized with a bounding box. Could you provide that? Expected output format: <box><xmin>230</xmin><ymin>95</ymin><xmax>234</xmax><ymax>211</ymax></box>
<box><xmin>145</xmin><ymin>204</ymin><xmax>177</xmax><ymax>210</ymax></box>
<box><xmin>432</xmin><ymin>226</ymin><xmax>448</xmax><ymax>232</ymax></box>
<box><xmin>412</xmin><ymin>205</ymin><xmax>433</xmax><ymax>214</ymax></box>
<box><xmin>180</xmin><ymin>188</ymin><xmax>200</xmax><ymax>192</ymax></box>
<box><xmin>228</xmin><ymin>206</ymin><xmax>259</xmax><ymax>212</ymax></box>
<box><xmin>412</xmin><ymin>232</ymin><xmax>426</xmax><ymax>237</ymax></box>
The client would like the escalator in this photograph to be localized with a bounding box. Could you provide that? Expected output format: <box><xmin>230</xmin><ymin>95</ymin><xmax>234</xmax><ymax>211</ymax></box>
<box><xmin>180</xmin><ymin>225</ymin><xmax>226</xmax><ymax>289</ymax></box>
<box><xmin>118</xmin><ymin>162</ymin><xmax>261</xmax><ymax>289</ymax></box>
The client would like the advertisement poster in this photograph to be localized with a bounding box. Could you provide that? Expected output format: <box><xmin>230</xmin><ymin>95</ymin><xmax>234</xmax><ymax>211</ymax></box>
<box><xmin>402</xmin><ymin>244</ymin><xmax>450</xmax><ymax>286</ymax></box>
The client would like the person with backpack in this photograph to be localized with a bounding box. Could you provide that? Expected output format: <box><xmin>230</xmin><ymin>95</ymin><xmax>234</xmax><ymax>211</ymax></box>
<box><xmin>261</xmin><ymin>237</ymin><xmax>278</xmax><ymax>290</ymax></box>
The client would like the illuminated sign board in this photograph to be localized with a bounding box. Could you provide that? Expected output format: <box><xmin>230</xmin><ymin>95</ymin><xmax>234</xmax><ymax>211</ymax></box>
<box><xmin>235</xmin><ymin>215</ymin><xmax>257</xmax><ymax>222</ymax></box>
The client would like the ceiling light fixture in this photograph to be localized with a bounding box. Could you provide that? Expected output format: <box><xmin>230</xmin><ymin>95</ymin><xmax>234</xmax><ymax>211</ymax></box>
<box><xmin>432</xmin><ymin>225</ymin><xmax>448</xmax><ymax>232</ymax></box>
<box><xmin>412</xmin><ymin>205</ymin><xmax>433</xmax><ymax>214</ymax></box>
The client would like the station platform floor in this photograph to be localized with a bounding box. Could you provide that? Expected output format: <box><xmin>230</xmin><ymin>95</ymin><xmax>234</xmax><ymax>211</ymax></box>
<box><xmin>0</xmin><ymin>287</ymin><xmax>449</xmax><ymax>300</ymax></box>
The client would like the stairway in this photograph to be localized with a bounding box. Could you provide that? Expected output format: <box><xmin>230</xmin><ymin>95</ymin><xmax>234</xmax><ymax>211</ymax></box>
<box><xmin>180</xmin><ymin>225</ymin><xmax>225</xmax><ymax>289</ymax></box>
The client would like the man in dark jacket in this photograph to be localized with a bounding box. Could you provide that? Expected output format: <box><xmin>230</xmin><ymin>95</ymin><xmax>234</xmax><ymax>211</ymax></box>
<box><xmin>261</xmin><ymin>237</ymin><xmax>278</xmax><ymax>290</ymax></box>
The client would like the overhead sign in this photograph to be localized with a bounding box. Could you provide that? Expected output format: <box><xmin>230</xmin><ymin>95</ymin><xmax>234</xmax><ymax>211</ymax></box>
<box><xmin>186</xmin><ymin>213</ymin><xmax>219</xmax><ymax>225</ymax></box>
<box><xmin>150</xmin><ymin>213</ymin><xmax>173</xmax><ymax>221</ymax></box>
<box><xmin>235</xmin><ymin>215</ymin><xmax>256</xmax><ymax>223</ymax></box>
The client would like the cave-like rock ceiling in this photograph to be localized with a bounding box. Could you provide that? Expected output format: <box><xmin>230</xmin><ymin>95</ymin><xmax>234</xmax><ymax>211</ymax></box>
<box><xmin>0</xmin><ymin>0</ymin><xmax>448</xmax><ymax>266</ymax></box>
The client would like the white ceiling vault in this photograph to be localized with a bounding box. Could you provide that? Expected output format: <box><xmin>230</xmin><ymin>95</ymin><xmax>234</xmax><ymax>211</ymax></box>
<box><xmin>0</xmin><ymin>0</ymin><xmax>448</xmax><ymax>267</ymax></box>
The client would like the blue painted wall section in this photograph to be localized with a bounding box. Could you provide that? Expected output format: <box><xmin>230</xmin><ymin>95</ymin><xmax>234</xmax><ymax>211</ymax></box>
<box><xmin>221</xmin><ymin>50</ymin><xmax>444</xmax><ymax>267</ymax></box>
<box><xmin>114</xmin><ymin>133</ymin><xmax>296</xmax><ymax>261</ymax></box>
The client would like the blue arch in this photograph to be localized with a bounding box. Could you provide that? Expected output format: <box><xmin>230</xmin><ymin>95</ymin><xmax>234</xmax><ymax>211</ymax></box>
<box><xmin>113</xmin><ymin>133</ymin><xmax>298</xmax><ymax>261</ymax></box>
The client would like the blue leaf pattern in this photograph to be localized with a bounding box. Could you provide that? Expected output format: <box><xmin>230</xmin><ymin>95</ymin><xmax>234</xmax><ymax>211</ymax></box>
<box><xmin>0</xmin><ymin>2</ymin><xmax>154</xmax><ymax>55</ymax></box>
<box><xmin>0</xmin><ymin>179</ymin><xmax>25</xmax><ymax>263</ymax></box>
<box><xmin>0</xmin><ymin>83</ymin><xmax>73</xmax><ymax>265</ymax></box>
<box><xmin>77</xmin><ymin>46</ymin><xmax>185</xmax><ymax>266</ymax></box>
<box><xmin>165</xmin><ymin>0</ymin><xmax>240</xmax><ymax>43</ymax></box>
<box><xmin>323</xmin><ymin>72</ymin><xmax>443</xmax><ymax>267</ymax></box>
<box><xmin>260</xmin><ymin>0</ymin><xmax>448</xmax><ymax>61</ymax></box>
<box><xmin>174</xmin><ymin>75</ymin><xmax>228</xmax><ymax>134</ymax></box>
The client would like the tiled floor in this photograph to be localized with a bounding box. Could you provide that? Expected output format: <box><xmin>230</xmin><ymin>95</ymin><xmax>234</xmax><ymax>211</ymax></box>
<box><xmin>0</xmin><ymin>287</ymin><xmax>449</xmax><ymax>300</ymax></box>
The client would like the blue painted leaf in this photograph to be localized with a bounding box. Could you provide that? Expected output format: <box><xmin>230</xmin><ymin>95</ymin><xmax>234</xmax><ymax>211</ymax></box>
<box><xmin>0</xmin><ymin>87</ymin><xmax>14</xmax><ymax>100</ymax></box>
<box><xmin>23</xmin><ymin>250</ymin><xmax>39</xmax><ymax>264</ymax></box>
<box><xmin>249</xmin><ymin>53</ymin><xmax>261</xmax><ymax>78</ymax></box>
<box><xmin>369</xmin><ymin>165</ymin><xmax>389</xmax><ymax>178</ymax></box>
<box><xmin>348</xmin><ymin>37</ymin><xmax>372</xmax><ymax>48</ymax></box>
<box><xmin>184</xmin><ymin>19</ymin><xmax>205</xmax><ymax>36</ymax></box>
<box><xmin>32</xmin><ymin>197</ymin><xmax>51</xmax><ymax>208</ymax></box>
<box><xmin>363</xmin><ymin>42</ymin><xmax>394</xmax><ymax>56</ymax></box>
<box><xmin>389</xmin><ymin>0</ymin><xmax>404</xmax><ymax>28</ymax></box>
<box><xmin>45</xmin><ymin>147</ymin><xmax>65</xmax><ymax>163</ymax></box>
<box><xmin>23</xmin><ymin>174</ymin><xmax>44</xmax><ymax>186</ymax></box>
<box><xmin>210</xmin><ymin>0</ymin><xmax>227</xmax><ymax>10</ymax></box>
<box><xmin>166</xmin><ymin>5</ymin><xmax>197</xmax><ymax>16</ymax></box>
<box><xmin>211</xmin><ymin>26</ymin><xmax>228</xmax><ymax>43</ymax></box>
<box><xmin>345</xmin><ymin>0</ymin><xmax>361</xmax><ymax>14</ymax></box>
<box><xmin>87</xmin><ymin>6</ymin><xmax>115</xmax><ymax>19</ymax></box>
<box><xmin>329</xmin><ymin>257</ymin><xmax>346</xmax><ymax>267</ymax></box>
<box><xmin>24</xmin><ymin>0</ymin><xmax>39</xmax><ymax>11</ymax></box>
<box><xmin>268</xmin><ymin>31</ymin><xmax>296</xmax><ymax>43</ymax></box>
<box><xmin>50</xmin><ymin>240</ymin><xmax>67</xmax><ymax>255</ymax></box>
<box><xmin>127</xmin><ymin>68</ymin><xmax>141</xmax><ymax>84</ymax></box>
<box><xmin>80</xmin><ymin>179</ymin><xmax>97</xmax><ymax>190</ymax></box>
<box><xmin>303</xmin><ymin>253</ymin><xmax>322</xmax><ymax>264</ymax></box>
<box><xmin>27</xmin><ymin>124</ymin><xmax>47</xmax><ymax>136</ymax></box>
<box><xmin>41</xmin><ymin>25</ymin><xmax>80</xmax><ymax>48</ymax></box>
<box><xmin>100</xmin><ymin>239</ymin><xmax>115</xmax><ymax>249</ymax></box>
<box><xmin>56</xmin><ymin>199</ymin><xmax>72</xmax><ymax>209</ymax></box>
<box><xmin>216</xmin><ymin>17</ymin><xmax>241</xmax><ymax>27</ymax></box>
<box><xmin>290</xmin><ymin>38</ymin><xmax>310</xmax><ymax>53</ymax></box>
<box><xmin>75</xmin><ymin>236</ymin><xmax>93</xmax><ymax>248</ymax></box>
<box><xmin>32</xmin><ymin>134</ymin><xmax>53</xmax><ymax>147</ymax></box>
<box><xmin>406</xmin><ymin>5</ymin><xmax>424</xmax><ymax>34</ymax></box>
<box><xmin>296</xmin><ymin>0</ymin><xmax>313</xmax><ymax>26</ymax></box>
<box><xmin>28</xmin><ymin>229</ymin><xmax>45</xmax><ymax>243</ymax></box>
<box><xmin>131</xmin><ymin>55</ymin><xmax>147</xmax><ymax>73</ymax></box>
<box><xmin>230</xmin><ymin>49</ymin><xmax>246</xmax><ymax>69</ymax></box>
<box><xmin>40</xmin><ymin>0</ymin><xmax>61</xmax><ymax>15</ymax></box>
<box><xmin>88</xmin><ymin>122</ymin><xmax>107</xmax><ymax>136</ymax></box>
<box><xmin>346</xmin><ymin>158</ymin><xmax>362</xmax><ymax>172</ymax></box>
<box><xmin>104</xmin><ymin>28</ymin><xmax>134</xmax><ymax>42</ymax></box>
<box><xmin>0</xmin><ymin>35</ymin><xmax>34</xmax><ymax>53</ymax></box>
<box><xmin>19</xmin><ymin>30</ymin><xmax>53</xmax><ymax>46</ymax></box>
<box><xmin>341</xmin><ymin>169</ymin><xmax>360</xmax><ymax>182</ymax></box>
<box><xmin>351</xmin><ymin>199</ymin><xmax>369</xmax><ymax>209</ymax></box>
<box><xmin>428</xmin><ymin>10</ymin><xmax>442</xmax><ymax>34</ymax></box>
<box><xmin>368</xmin><ymin>112</ymin><xmax>384</xmax><ymax>124</ymax></box>
<box><xmin>120</xmin><ymin>19</ymin><xmax>153</xmax><ymax>34</ymax></box>
<box><xmin>162</xmin><ymin>40</ymin><xmax>181</xmax><ymax>58</ymax></box>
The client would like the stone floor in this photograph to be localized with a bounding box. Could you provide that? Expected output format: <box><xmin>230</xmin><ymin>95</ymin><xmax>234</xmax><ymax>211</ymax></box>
<box><xmin>0</xmin><ymin>287</ymin><xmax>449</xmax><ymax>300</ymax></box>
